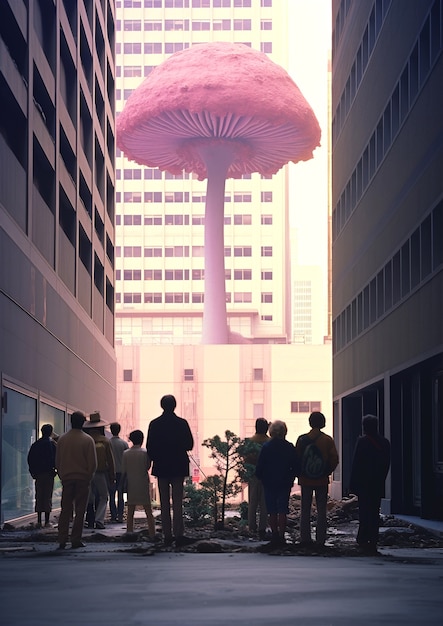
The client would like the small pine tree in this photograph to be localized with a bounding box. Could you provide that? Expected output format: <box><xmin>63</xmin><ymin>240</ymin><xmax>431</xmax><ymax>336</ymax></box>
<box><xmin>202</xmin><ymin>430</ymin><xmax>249</xmax><ymax>530</ymax></box>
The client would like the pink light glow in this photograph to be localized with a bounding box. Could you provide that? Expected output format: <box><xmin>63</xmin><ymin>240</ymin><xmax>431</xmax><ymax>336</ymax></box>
<box><xmin>117</xmin><ymin>42</ymin><xmax>321</xmax><ymax>344</ymax></box>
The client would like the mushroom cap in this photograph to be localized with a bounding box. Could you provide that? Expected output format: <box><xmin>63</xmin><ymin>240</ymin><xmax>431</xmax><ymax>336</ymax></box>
<box><xmin>117</xmin><ymin>42</ymin><xmax>321</xmax><ymax>180</ymax></box>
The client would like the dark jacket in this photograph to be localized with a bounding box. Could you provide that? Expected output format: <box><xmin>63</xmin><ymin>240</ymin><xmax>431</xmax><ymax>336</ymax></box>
<box><xmin>349</xmin><ymin>434</ymin><xmax>391</xmax><ymax>497</ymax></box>
<box><xmin>255</xmin><ymin>438</ymin><xmax>298</xmax><ymax>490</ymax></box>
<box><xmin>147</xmin><ymin>411</ymin><xmax>194</xmax><ymax>478</ymax></box>
<box><xmin>27</xmin><ymin>437</ymin><xmax>57</xmax><ymax>478</ymax></box>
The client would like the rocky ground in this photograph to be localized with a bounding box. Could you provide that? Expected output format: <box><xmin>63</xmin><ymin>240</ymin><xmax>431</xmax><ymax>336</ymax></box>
<box><xmin>1</xmin><ymin>495</ymin><xmax>442</xmax><ymax>558</ymax></box>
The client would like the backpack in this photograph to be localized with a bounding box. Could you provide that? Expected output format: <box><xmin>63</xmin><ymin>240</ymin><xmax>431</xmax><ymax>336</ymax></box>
<box><xmin>300</xmin><ymin>433</ymin><xmax>327</xmax><ymax>479</ymax></box>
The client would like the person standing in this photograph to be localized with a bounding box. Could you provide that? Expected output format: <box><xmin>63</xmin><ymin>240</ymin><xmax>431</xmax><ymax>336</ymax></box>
<box><xmin>147</xmin><ymin>395</ymin><xmax>194</xmax><ymax>546</ymax></box>
<box><xmin>255</xmin><ymin>420</ymin><xmax>298</xmax><ymax>547</ymax></box>
<box><xmin>108</xmin><ymin>422</ymin><xmax>129</xmax><ymax>523</ymax></box>
<box><xmin>350</xmin><ymin>414</ymin><xmax>391</xmax><ymax>555</ymax></box>
<box><xmin>56</xmin><ymin>411</ymin><xmax>97</xmax><ymax>549</ymax></box>
<box><xmin>243</xmin><ymin>418</ymin><xmax>270</xmax><ymax>540</ymax></box>
<box><xmin>296</xmin><ymin>411</ymin><xmax>339</xmax><ymax>547</ymax></box>
<box><xmin>121</xmin><ymin>430</ymin><xmax>156</xmax><ymax>538</ymax></box>
<box><xmin>83</xmin><ymin>412</ymin><xmax>115</xmax><ymax>530</ymax></box>
<box><xmin>27</xmin><ymin>424</ymin><xmax>57</xmax><ymax>527</ymax></box>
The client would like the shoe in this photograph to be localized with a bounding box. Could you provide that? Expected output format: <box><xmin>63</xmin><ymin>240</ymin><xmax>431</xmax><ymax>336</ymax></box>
<box><xmin>94</xmin><ymin>522</ymin><xmax>105</xmax><ymax>530</ymax></box>
<box><xmin>56</xmin><ymin>543</ymin><xmax>66</xmax><ymax>550</ymax></box>
<box><xmin>71</xmin><ymin>541</ymin><xmax>86</xmax><ymax>549</ymax></box>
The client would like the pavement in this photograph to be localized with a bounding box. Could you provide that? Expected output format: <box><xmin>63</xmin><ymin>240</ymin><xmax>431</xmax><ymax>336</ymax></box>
<box><xmin>1</xmin><ymin>513</ymin><xmax>443</xmax><ymax>625</ymax></box>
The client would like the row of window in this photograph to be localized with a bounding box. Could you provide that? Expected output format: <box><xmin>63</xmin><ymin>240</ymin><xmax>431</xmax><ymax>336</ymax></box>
<box><xmin>115</xmin><ymin>164</ymin><xmax>271</xmax><ymax>180</ymax></box>
<box><xmin>117</xmin><ymin>41</ymin><xmax>273</xmax><ymax>54</ymax></box>
<box><xmin>117</xmin><ymin>291</ymin><xmax>273</xmax><ymax>303</ymax></box>
<box><xmin>116</xmin><ymin>268</ymin><xmax>273</xmax><ymax>280</ymax></box>
<box><xmin>117</xmin><ymin>245</ymin><xmax>273</xmax><ymax>257</ymax></box>
<box><xmin>332</xmin><ymin>0</ymin><xmax>443</xmax><ymax>241</ymax></box>
<box><xmin>290</xmin><ymin>401</ymin><xmax>322</xmax><ymax>413</ymax></box>
<box><xmin>332</xmin><ymin>0</ymin><xmax>392</xmax><ymax>144</ymax></box>
<box><xmin>118</xmin><ymin>0</ymin><xmax>272</xmax><ymax>9</ymax></box>
<box><xmin>118</xmin><ymin>19</ymin><xmax>272</xmax><ymax>31</ymax></box>
<box><xmin>116</xmin><ymin>191</ymin><xmax>273</xmax><ymax>203</ymax></box>
<box><xmin>333</xmin><ymin>201</ymin><xmax>443</xmax><ymax>354</ymax></box>
<box><xmin>116</xmin><ymin>214</ymin><xmax>273</xmax><ymax>226</ymax></box>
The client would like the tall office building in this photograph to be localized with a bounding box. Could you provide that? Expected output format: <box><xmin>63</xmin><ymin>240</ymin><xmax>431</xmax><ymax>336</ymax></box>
<box><xmin>115</xmin><ymin>0</ymin><xmax>292</xmax><ymax>345</ymax></box>
<box><xmin>0</xmin><ymin>0</ymin><xmax>116</xmax><ymax>523</ymax></box>
<box><xmin>332</xmin><ymin>0</ymin><xmax>443</xmax><ymax>518</ymax></box>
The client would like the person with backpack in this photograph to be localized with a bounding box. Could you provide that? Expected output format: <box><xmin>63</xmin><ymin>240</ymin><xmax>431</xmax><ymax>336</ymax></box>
<box><xmin>296</xmin><ymin>411</ymin><xmax>339</xmax><ymax>547</ymax></box>
<box><xmin>349</xmin><ymin>414</ymin><xmax>391</xmax><ymax>555</ymax></box>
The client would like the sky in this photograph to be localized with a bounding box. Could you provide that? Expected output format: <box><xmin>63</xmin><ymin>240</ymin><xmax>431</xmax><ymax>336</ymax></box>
<box><xmin>287</xmin><ymin>0</ymin><xmax>331</xmax><ymax>268</ymax></box>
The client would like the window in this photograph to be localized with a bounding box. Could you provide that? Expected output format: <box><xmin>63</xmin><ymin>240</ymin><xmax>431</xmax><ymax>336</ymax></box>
<box><xmin>192</xmin><ymin>292</ymin><xmax>204</xmax><ymax>303</ymax></box>
<box><xmin>144</xmin><ymin>269</ymin><xmax>162</xmax><ymax>280</ymax></box>
<box><xmin>253</xmin><ymin>368</ymin><xmax>263</xmax><ymax>381</ymax></box>
<box><xmin>184</xmin><ymin>368</ymin><xmax>194</xmax><ymax>381</ymax></box>
<box><xmin>124</xmin><ymin>191</ymin><xmax>141</xmax><ymax>202</ymax></box>
<box><xmin>144</xmin><ymin>168</ymin><xmax>162</xmax><ymax>180</ymax></box>
<box><xmin>233</xmin><ymin>193</ymin><xmax>251</xmax><ymax>202</ymax></box>
<box><xmin>261</xmin><ymin>214</ymin><xmax>272</xmax><ymax>225</ymax></box>
<box><xmin>233</xmin><ymin>246</ymin><xmax>252</xmax><ymax>257</ymax></box>
<box><xmin>213</xmin><ymin>20</ymin><xmax>231</xmax><ymax>31</ymax></box>
<box><xmin>165</xmin><ymin>214</ymin><xmax>190</xmax><ymax>225</ymax></box>
<box><xmin>144</xmin><ymin>21</ymin><xmax>162</xmax><ymax>31</ymax></box>
<box><xmin>123</xmin><ymin>269</ymin><xmax>142</xmax><ymax>280</ymax></box>
<box><xmin>144</xmin><ymin>247</ymin><xmax>162</xmax><ymax>257</ymax></box>
<box><xmin>123</xmin><ymin>168</ymin><xmax>141</xmax><ymax>180</ymax></box>
<box><xmin>165</xmin><ymin>246</ymin><xmax>190</xmax><ymax>257</ymax></box>
<box><xmin>124</xmin><ymin>20</ymin><xmax>141</xmax><ymax>31</ymax></box>
<box><xmin>144</xmin><ymin>192</ymin><xmax>162</xmax><ymax>202</ymax></box>
<box><xmin>234</xmin><ymin>214</ymin><xmax>252</xmax><ymax>225</ymax></box>
<box><xmin>261</xmin><ymin>246</ymin><xmax>272</xmax><ymax>257</ymax></box>
<box><xmin>234</xmin><ymin>269</ymin><xmax>252</xmax><ymax>280</ymax></box>
<box><xmin>290</xmin><ymin>401</ymin><xmax>320</xmax><ymax>413</ymax></box>
<box><xmin>261</xmin><ymin>315</ymin><xmax>272</xmax><ymax>321</ymax></box>
<box><xmin>123</xmin><ymin>369</ymin><xmax>133</xmax><ymax>382</ymax></box>
<box><xmin>124</xmin><ymin>43</ymin><xmax>141</xmax><ymax>54</ymax></box>
<box><xmin>192</xmin><ymin>269</ymin><xmax>204</xmax><ymax>280</ymax></box>
<box><xmin>261</xmin><ymin>270</ymin><xmax>272</xmax><ymax>280</ymax></box>
<box><xmin>165</xmin><ymin>293</ymin><xmax>190</xmax><ymax>303</ymax></box>
<box><xmin>144</xmin><ymin>292</ymin><xmax>162</xmax><ymax>303</ymax></box>
<box><xmin>233</xmin><ymin>19</ymin><xmax>251</xmax><ymax>30</ymax></box>
<box><xmin>165</xmin><ymin>20</ymin><xmax>189</xmax><ymax>31</ymax></box>
<box><xmin>192</xmin><ymin>246</ymin><xmax>204</xmax><ymax>257</ymax></box>
<box><xmin>261</xmin><ymin>191</ymin><xmax>273</xmax><ymax>202</ymax></box>
<box><xmin>261</xmin><ymin>42</ymin><xmax>272</xmax><ymax>53</ymax></box>
<box><xmin>234</xmin><ymin>292</ymin><xmax>252</xmax><ymax>303</ymax></box>
<box><xmin>165</xmin><ymin>269</ymin><xmax>189</xmax><ymax>280</ymax></box>
<box><xmin>261</xmin><ymin>0</ymin><xmax>272</xmax><ymax>6</ymax></box>
<box><xmin>192</xmin><ymin>21</ymin><xmax>211</xmax><ymax>31</ymax></box>
<box><xmin>165</xmin><ymin>192</ymin><xmax>189</xmax><ymax>203</ymax></box>
<box><xmin>192</xmin><ymin>215</ymin><xmax>205</xmax><ymax>225</ymax></box>
<box><xmin>123</xmin><ymin>66</ymin><xmax>142</xmax><ymax>78</ymax></box>
<box><xmin>144</xmin><ymin>43</ymin><xmax>162</xmax><ymax>54</ymax></box>
<box><xmin>261</xmin><ymin>292</ymin><xmax>273</xmax><ymax>303</ymax></box>
<box><xmin>144</xmin><ymin>216</ymin><xmax>162</xmax><ymax>225</ymax></box>
<box><xmin>165</xmin><ymin>43</ymin><xmax>190</xmax><ymax>54</ymax></box>
<box><xmin>123</xmin><ymin>246</ymin><xmax>141</xmax><ymax>257</ymax></box>
<box><xmin>123</xmin><ymin>292</ymin><xmax>141</xmax><ymax>303</ymax></box>
<box><xmin>261</xmin><ymin>20</ymin><xmax>272</xmax><ymax>30</ymax></box>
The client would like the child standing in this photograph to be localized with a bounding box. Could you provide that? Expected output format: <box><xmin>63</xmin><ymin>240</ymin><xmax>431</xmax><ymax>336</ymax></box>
<box><xmin>121</xmin><ymin>430</ymin><xmax>156</xmax><ymax>538</ymax></box>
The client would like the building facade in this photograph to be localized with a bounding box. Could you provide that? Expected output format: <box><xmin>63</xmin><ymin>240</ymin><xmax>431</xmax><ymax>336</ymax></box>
<box><xmin>115</xmin><ymin>0</ymin><xmax>292</xmax><ymax>345</ymax></box>
<box><xmin>332</xmin><ymin>0</ymin><xmax>443</xmax><ymax>518</ymax></box>
<box><xmin>0</xmin><ymin>0</ymin><xmax>116</xmax><ymax>523</ymax></box>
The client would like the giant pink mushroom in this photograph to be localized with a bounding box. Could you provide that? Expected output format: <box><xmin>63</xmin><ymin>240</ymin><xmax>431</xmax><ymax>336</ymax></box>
<box><xmin>117</xmin><ymin>42</ymin><xmax>321</xmax><ymax>344</ymax></box>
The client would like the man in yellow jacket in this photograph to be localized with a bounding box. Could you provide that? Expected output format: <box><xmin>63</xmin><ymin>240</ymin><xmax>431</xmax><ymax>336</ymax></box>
<box><xmin>296</xmin><ymin>412</ymin><xmax>339</xmax><ymax>546</ymax></box>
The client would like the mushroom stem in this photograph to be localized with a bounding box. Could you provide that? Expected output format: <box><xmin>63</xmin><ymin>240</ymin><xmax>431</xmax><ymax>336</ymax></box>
<box><xmin>199</xmin><ymin>142</ymin><xmax>236</xmax><ymax>344</ymax></box>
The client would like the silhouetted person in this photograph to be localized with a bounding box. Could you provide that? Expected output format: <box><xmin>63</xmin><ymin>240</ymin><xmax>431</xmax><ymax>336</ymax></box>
<box><xmin>296</xmin><ymin>411</ymin><xmax>339</xmax><ymax>546</ymax></box>
<box><xmin>27</xmin><ymin>424</ymin><xmax>57</xmax><ymax>527</ymax></box>
<box><xmin>56</xmin><ymin>411</ymin><xmax>97</xmax><ymax>549</ymax></box>
<box><xmin>147</xmin><ymin>395</ymin><xmax>193</xmax><ymax>546</ymax></box>
<box><xmin>121</xmin><ymin>430</ymin><xmax>155</xmax><ymax>538</ymax></box>
<box><xmin>244</xmin><ymin>418</ymin><xmax>270</xmax><ymax>539</ymax></box>
<box><xmin>350</xmin><ymin>414</ymin><xmax>391</xmax><ymax>555</ymax></box>
<box><xmin>109</xmin><ymin>422</ymin><xmax>128</xmax><ymax>523</ymax></box>
<box><xmin>255</xmin><ymin>420</ymin><xmax>298</xmax><ymax>547</ymax></box>
<box><xmin>83</xmin><ymin>412</ymin><xmax>115</xmax><ymax>529</ymax></box>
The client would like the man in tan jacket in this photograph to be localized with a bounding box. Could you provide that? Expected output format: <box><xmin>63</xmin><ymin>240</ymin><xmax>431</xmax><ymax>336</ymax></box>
<box><xmin>296</xmin><ymin>412</ymin><xmax>339</xmax><ymax>546</ymax></box>
<box><xmin>56</xmin><ymin>411</ymin><xmax>97</xmax><ymax>549</ymax></box>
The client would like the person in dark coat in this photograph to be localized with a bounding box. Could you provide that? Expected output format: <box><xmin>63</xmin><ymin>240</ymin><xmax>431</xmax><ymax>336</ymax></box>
<box><xmin>27</xmin><ymin>424</ymin><xmax>57</xmax><ymax>527</ymax></box>
<box><xmin>147</xmin><ymin>395</ymin><xmax>194</xmax><ymax>546</ymax></box>
<box><xmin>350</xmin><ymin>414</ymin><xmax>391</xmax><ymax>555</ymax></box>
<box><xmin>255</xmin><ymin>420</ymin><xmax>298</xmax><ymax>547</ymax></box>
